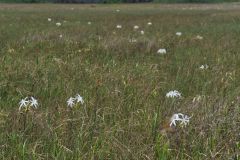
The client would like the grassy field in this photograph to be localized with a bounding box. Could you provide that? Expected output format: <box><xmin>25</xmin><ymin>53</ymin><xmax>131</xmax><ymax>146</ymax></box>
<box><xmin>1</xmin><ymin>3</ymin><xmax>240</xmax><ymax>159</ymax></box>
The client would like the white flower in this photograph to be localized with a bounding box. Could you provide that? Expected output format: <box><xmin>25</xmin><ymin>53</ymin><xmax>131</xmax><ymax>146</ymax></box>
<box><xmin>140</xmin><ymin>30</ymin><xmax>144</xmax><ymax>35</ymax></box>
<box><xmin>166</xmin><ymin>90</ymin><xmax>181</xmax><ymax>98</ymax></box>
<box><xmin>170</xmin><ymin>113</ymin><xmax>190</xmax><ymax>127</ymax></box>
<box><xmin>147</xmin><ymin>22</ymin><xmax>152</xmax><ymax>26</ymax></box>
<box><xmin>157</xmin><ymin>48</ymin><xmax>167</xmax><ymax>55</ymax></box>
<box><xmin>180</xmin><ymin>114</ymin><xmax>190</xmax><ymax>126</ymax></box>
<box><xmin>134</xmin><ymin>25</ymin><xmax>139</xmax><ymax>30</ymax></box>
<box><xmin>67</xmin><ymin>97</ymin><xmax>75</xmax><ymax>108</ymax></box>
<box><xmin>75</xmin><ymin>94</ymin><xmax>84</xmax><ymax>104</ymax></box>
<box><xmin>19</xmin><ymin>96</ymin><xmax>39</xmax><ymax>111</ymax></box>
<box><xmin>176</xmin><ymin>32</ymin><xmax>182</xmax><ymax>36</ymax></box>
<box><xmin>59</xmin><ymin>34</ymin><xmax>63</xmax><ymax>38</ymax></box>
<box><xmin>199</xmin><ymin>64</ymin><xmax>209</xmax><ymax>70</ymax></box>
<box><xmin>196</xmin><ymin>35</ymin><xmax>203</xmax><ymax>40</ymax></box>
<box><xmin>30</xmin><ymin>97</ymin><xmax>38</xmax><ymax>108</ymax></box>
<box><xmin>116</xmin><ymin>25</ymin><xmax>122</xmax><ymax>29</ymax></box>
<box><xmin>48</xmin><ymin>18</ymin><xmax>52</xmax><ymax>22</ymax></box>
<box><xmin>88</xmin><ymin>21</ymin><xmax>92</xmax><ymax>25</ymax></box>
<box><xmin>170</xmin><ymin>113</ymin><xmax>182</xmax><ymax>126</ymax></box>
<box><xmin>56</xmin><ymin>22</ymin><xmax>61</xmax><ymax>27</ymax></box>
<box><xmin>116</xmin><ymin>9</ymin><xmax>120</xmax><ymax>12</ymax></box>
<box><xmin>19</xmin><ymin>97</ymin><xmax>29</xmax><ymax>110</ymax></box>
<box><xmin>199</xmin><ymin>65</ymin><xmax>204</xmax><ymax>69</ymax></box>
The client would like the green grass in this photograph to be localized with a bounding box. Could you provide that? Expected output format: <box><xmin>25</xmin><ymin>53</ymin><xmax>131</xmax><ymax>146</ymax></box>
<box><xmin>1</xmin><ymin>3</ymin><xmax>240</xmax><ymax>159</ymax></box>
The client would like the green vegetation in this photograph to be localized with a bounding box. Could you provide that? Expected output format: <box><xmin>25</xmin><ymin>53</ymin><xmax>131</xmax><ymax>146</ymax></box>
<box><xmin>0</xmin><ymin>3</ymin><xmax>240</xmax><ymax>159</ymax></box>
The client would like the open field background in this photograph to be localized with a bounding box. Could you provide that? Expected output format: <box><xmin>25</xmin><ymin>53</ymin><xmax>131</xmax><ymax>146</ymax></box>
<box><xmin>1</xmin><ymin>3</ymin><xmax>240</xmax><ymax>159</ymax></box>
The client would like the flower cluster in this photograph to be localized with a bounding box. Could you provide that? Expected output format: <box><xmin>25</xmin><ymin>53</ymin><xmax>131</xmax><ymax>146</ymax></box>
<box><xmin>170</xmin><ymin>113</ymin><xmax>190</xmax><ymax>127</ymax></box>
<box><xmin>67</xmin><ymin>94</ymin><xmax>84</xmax><ymax>108</ymax></box>
<box><xmin>19</xmin><ymin>97</ymin><xmax>38</xmax><ymax>111</ymax></box>
<box><xmin>166</xmin><ymin>90</ymin><xmax>181</xmax><ymax>98</ymax></box>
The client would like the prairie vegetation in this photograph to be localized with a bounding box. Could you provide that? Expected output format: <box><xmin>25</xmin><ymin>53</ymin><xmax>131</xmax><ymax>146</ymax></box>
<box><xmin>0</xmin><ymin>3</ymin><xmax>240</xmax><ymax>159</ymax></box>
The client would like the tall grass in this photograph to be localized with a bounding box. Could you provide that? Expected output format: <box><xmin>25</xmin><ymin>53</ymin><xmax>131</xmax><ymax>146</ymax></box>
<box><xmin>0</xmin><ymin>3</ymin><xmax>240</xmax><ymax>159</ymax></box>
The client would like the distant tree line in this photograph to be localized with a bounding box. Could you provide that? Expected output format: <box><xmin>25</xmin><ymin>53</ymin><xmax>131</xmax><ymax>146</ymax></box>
<box><xmin>0</xmin><ymin>0</ymin><xmax>238</xmax><ymax>3</ymax></box>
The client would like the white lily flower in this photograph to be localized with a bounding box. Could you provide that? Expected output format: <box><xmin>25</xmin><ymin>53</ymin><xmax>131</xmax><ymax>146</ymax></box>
<box><xmin>19</xmin><ymin>97</ymin><xmax>29</xmax><ymax>110</ymax></box>
<box><xmin>196</xmin><ymin>35</ymin><xmax>203</xmax><ymax>40</ymax></box>
<box><xmin>147</xmin><ymin>22</ymin><xmax>152</xmax><ymax>26</ymax></box>
<box><xmin>166</xmin><ymin>90</ymin><xmax>181</xmax><ymax>98</ymax></box>
<box><xmin>75</xmin><ymin>94</ymin><xmax>84</xmax><ymax>104</ymax></box>
<box><xmin>134</xmin><ymin>25</ymin><xmax>139</xmax><ymax>30</ymax></box>
<box><xmin>170</xmin><ymin>114</ymin><xmax>181</xmax><ymax>126</ymax></box>
<box><xmin>48</xmin><ymin>18</ymin><xmax>52</xmax><ymax>22</ymax></box>
<box><xmin>199</xmin><ymin>64</ymin><xmax>209</xmax><ymax>70</ymax></box>
<box><xmin>140</xmin><ymin>30</ymin><xmax>144</xmax><ymax>35</ymax></box>
<box><xmin>116</xmin><ymin>25</ymin><xmax>122</xmax><ymax>29</ymax></box>
<box><xmin>88</xmin><ymin>21</ymin><xmax>92</xmax><ymax>25</ymax></box>
<box><xmin>176</xmin><ymin>32</ymin><xmax>182</xmax><ymax>36</ymax></box>
<box><xmin>199</xmin><ymin>65</ymin><xmax>204</xmax><ymax>69</ymax></box>
<box><xmin>59</xmin><ymin>34</ymin><xmax>63</xmax><ymax>38</ymax></box>
<box><xmin>170</xmin><ymin>113</ymin><xmax>190</xmax><ymax>127</ymax></box>
<box><xmin>180</xmin><ymin>114</ymin><xmax>190</xmax><ymax>126</ymax></box>
<box><xmin>56</xmin><ymin>22</ymin><xmax>61</xmax><ymax>27</ymax></box>
<box><xmin>67</xmin><ymin>97</ymin><xmax>75</xmax><ymax>107</ymax></box>
<box><xmin>30</xmin><ymin>97</ymin><xmax>38</xmax><ymax>108</ymax></box>
<box><xmin>157</xmin><ymin>48</ymin><xmax>167</xmax><ymax>55</ymax></box>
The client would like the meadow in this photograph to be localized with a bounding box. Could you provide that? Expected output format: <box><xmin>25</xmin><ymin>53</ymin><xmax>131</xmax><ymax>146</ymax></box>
<box><xmin>1</xmin><ymin>3</ymin><xmax>240</xmax><ymax>159</ymax></box>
